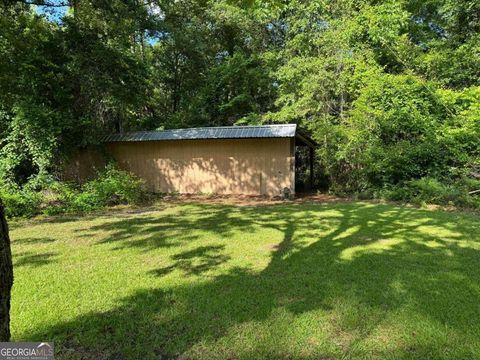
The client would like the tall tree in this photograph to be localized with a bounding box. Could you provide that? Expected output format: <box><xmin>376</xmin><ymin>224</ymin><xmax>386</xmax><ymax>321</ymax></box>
<box><xmin>0</xmin><ymin>199</ymin><xmax>13</xmax><ymax>341</ymax></box>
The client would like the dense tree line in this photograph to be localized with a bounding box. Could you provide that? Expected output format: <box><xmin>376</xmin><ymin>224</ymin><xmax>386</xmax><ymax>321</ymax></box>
<box><xmin>0</xmin><ymin>0</ymin><xmax>479</xmax><ymax>205</ymax></box>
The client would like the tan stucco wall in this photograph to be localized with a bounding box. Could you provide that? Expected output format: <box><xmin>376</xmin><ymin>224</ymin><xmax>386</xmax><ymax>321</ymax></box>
<box><xmin>106</xmin><ymin>138</ymin><xmax>294</xmax><ymax>196</ymax></box>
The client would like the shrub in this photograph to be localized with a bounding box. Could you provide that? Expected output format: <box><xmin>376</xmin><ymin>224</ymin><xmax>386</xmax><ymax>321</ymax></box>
<box><xmin>68</xmin><ymin>164</ymin><xmax>146</xmax><ymax>212</ymax></box>
<box><xmin>378</xmin><ymin>177</ymin><xmax>480</xmax><ymax>209</ymax></box>
<box><xmin>1</xmin><ymin>164</ymin><xmax>147</xmax><ymax>217</ymax></box>
<box><xmin>408</xmin><ymin>177</ymin><xmax>477</xmax><ymax>207</ymax></box>
<box><xmin>40</xmin><ymin>181</ymin><xmax>78</xmax><ymax>215</ymax></box>
<box><xmin>0</xmin><ymin>186</ymin><xmax>42</xmax><ymax>218</ymax></box>
<box><xmin>409</xmin><ymin>178</ymin><xmax>450</xmax><ymax>203</ymax></box>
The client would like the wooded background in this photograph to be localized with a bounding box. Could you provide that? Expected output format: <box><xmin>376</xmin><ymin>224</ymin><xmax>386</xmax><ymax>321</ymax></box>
<box><xmin>0</xmin><ymin>0</ymin><xmax>479</xmax><ymax>205</ymax></box>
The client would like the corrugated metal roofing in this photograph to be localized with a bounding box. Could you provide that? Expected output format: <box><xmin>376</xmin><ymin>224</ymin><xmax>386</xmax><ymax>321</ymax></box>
<box><xmin>104</xmin><ymin>124</ymin><xmax>298</xmax><ymax>143</ymax></box>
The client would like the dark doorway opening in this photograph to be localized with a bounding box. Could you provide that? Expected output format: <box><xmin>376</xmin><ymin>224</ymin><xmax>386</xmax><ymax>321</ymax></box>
<box><xmin>295</xmin><ymin>145</ymin><xmax>314</xmax><ymax>193</ymax></box>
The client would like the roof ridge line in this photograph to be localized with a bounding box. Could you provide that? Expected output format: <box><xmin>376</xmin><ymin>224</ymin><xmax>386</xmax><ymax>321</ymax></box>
<box><xmin>157</xmin><ymin>124</ymin><xmax>295</xmax><ymax>132</ymax></box>
<box><xmin>103</xmin><ymin>124</ymin><xmax>304</xmax><ymax>143</ymax></box>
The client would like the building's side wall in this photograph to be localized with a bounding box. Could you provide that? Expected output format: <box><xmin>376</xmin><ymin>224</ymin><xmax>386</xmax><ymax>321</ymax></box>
<box><xmin>61</xmin><ymin>147</ymin><xmax>107</xmax><ymax>183</ymax></box>
<box><xmin>106</xmin><ymin>138</ymin><xmax>294</xmax><ymax>196</ymax></box>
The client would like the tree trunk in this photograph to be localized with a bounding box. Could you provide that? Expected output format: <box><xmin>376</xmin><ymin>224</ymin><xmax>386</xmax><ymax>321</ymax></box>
<box><xmin>0</xmin><ymin>199</ymin><xmax>13</xmax><ymax>341</ymax></box>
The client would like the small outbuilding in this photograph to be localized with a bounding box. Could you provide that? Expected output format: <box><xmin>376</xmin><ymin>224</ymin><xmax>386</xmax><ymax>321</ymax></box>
<box><xmin>102</xmin><ymin>124</ymin><xmax>315</xmax><ymax>197</ymax></box>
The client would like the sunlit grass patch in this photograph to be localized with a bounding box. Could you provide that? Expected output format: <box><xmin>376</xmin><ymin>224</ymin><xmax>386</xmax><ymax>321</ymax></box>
<box><xmin>9</xmin><ymin>202</ymin><xmax>480</xmax><ymax>359</ymax></box>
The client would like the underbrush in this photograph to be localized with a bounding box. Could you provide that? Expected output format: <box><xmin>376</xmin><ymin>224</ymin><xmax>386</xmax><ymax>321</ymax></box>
<box><xmin>0</xmin><ymin>164</ymin><xmax>147</xmax><ymax>218</ymax></box>
<box><xmin>354</xmin><ymin>177</ymin><xmax>480</xmax><ymax>210</ymax></box>
<box><xmin>2</xmin><ymin>168</ymin><xmax>479</xmax><ymax>218</ymax></box>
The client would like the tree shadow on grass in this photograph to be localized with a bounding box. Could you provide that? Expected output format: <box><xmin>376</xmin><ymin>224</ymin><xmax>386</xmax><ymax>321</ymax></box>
<box><xmin>149</xmin><ymin>245</ymin><xmax>230</xmax><ymax>277</ymax></box>
<box><xmin>14</xmin><ymin>251</ymin><xmax>58</xmax><ymax>268</ymax></box>
<box><xmin>75</xmin><ymin>204</ymin><xmax>267</xmax><ymax>252</ymax></box>
<box><xmin>12</xmin><ymin>237</ymin><xmax>56</xmax><ymax>245</ymax></box>
<box><xmin>23</xmin><ymin>203</ymin><xmax>480</xmax><ymax>359</ymax></box>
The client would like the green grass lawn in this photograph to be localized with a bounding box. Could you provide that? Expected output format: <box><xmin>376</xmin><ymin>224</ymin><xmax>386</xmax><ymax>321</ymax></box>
<box><xmin>8</xmin><ymin>201</ymin><xmax>480</xmax><ymax>359</ymax></box>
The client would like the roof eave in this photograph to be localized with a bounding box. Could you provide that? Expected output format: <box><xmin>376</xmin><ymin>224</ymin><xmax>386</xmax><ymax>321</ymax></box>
<box><xmin>295</xmin><ymin>132</ymin><xmax>317</xmax><ymax>148</ymax></box>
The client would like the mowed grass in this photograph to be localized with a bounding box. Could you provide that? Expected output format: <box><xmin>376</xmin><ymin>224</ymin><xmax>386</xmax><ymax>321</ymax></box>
<box><xmin>8</xmin><ymin>201</ymin><xmax>480</xmax><ymax>359</ymax></box>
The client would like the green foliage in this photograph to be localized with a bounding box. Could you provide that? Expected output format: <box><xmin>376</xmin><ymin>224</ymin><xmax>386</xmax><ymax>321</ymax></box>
<box><xmin>0</xmin><ymin>0</ymin><xmax>479</xmax><ymax>209</ymax></box>
<box><xmin>0</xmin><ymin>185</ymin><xmax>42</xmax><ymax>218</ymax></box>
<box><xmin>317</xmin><ymin>75</ymin><xmax>480</xmax><ymax>208</ymax></box>
<box><xmin>70</xmin><ymin>164</ymin><xmax>146</xmax><ymax>212</ymax></box>
<box><xmin>378</xmin><ymin>177</ymin><xmax>480</xmax><ymax>209</ymax></box>
<box><xmin>187</xmin><ymin>52</ymin><xmax>276</xmax><ymax>126</ymax></box>
<box><xmin>0</xmin><ymin>164</ymin><xmax>146</xmax><ymax>218</ymax></box>
<box><xmin>260</xmin><ymin>0</ymin><xmax>479</xmax><ymax>208</ymax></box>
<box><xmin>348</xmin><ymin>74</ymin><xmax>444</xmax><ymax>185</ymax></box>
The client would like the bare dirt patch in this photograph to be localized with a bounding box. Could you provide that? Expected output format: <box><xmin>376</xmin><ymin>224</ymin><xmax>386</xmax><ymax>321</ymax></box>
<box><xmin>159</xmin><ymin>193</ymin><xmax>348</xmax><ymax>207</ymax></box>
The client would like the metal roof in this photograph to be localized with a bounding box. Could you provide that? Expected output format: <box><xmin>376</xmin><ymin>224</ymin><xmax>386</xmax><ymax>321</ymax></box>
<box><xmin>104</xmin><ymin>124</ymin><xmax>298</xmax><ymax>142</ymax></box>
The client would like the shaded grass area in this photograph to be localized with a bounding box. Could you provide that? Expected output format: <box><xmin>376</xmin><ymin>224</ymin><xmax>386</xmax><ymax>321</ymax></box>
<box><xmin>9</xmin><ymin>202</ymin><xmax>480</xmax><ymax>359</ymax></box>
